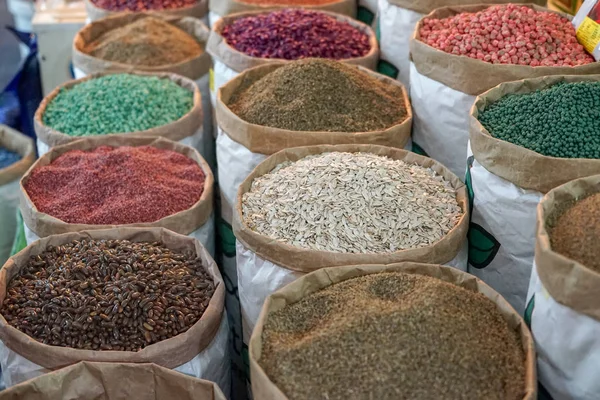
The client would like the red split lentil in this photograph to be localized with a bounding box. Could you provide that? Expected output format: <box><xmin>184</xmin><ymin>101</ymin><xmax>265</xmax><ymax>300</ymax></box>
<box><xmin>419</xmin><ymin>4</ymin><xmax>594</xmax><ymax>66</ymax></box>
<box><xmin>24</xmin><ymin>146</ymin><xmax>205</xmax><ymax>225</ymax></box>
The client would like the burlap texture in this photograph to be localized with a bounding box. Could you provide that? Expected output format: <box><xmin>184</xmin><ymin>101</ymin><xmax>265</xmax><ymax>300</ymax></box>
<box><xmin>233</xmin><ymin>144</ymin><xmax>469</xmax><ymax>273</ymax></box>
<box><xmin>535</xmin><ymin>174</ymin><xmax>600</xmax><ymax>321</ymax></box>
<box><xmin>0</xmin><ymin>125</ymin><xmax>35</xmax><ymax>187</ymax></box>
<box><xmin>85</xmin><ymin>0</ymin><xmax>208</xmax><ymax>21</ymax></box>
<box><xmin>34</xmin><ymin>71</ymin><xmax>202</xmax><ymax>149</ymax></box>
<box><xmin>0</xmin><ymin>361</ymin><xmax>226</xmax><ymax>400</ymax></box>
<box><xmin>216</xmin><ymin>63</ymin><xmax>412</xmax><ymax>154</ymax></box>
<box><xmin>73</xmin><ymin>13</ymin><xmax>212</xmax><ymax>80</ymax></box>
<box><xmin>208</xmin><ymin>0</ymin><xmax>355</xmax><ymax>18</ymax></box>
<box><xmin>470</xmin><ymin>75</ymin><xmax>600</xmax><ymax>193</ymax></box>
<box><xmin>0</xmin><ymin>228</ymin><xmax>224</xmax><ymax>370</ymax></box>
<box><xmin>20</xmin><ymin>136</ymin><xmax>213</xmax><ymax>238</ymax></box>
<box><xmin>207</xmin><ymin>9</ymin><xmax>378</xmax><ymax>72</ymax></box>
<box><xmin>249</xmin><ymin>262</ymin><xmax>537</xmax><ymax>400</ymax></box>
<box><xmin>409</xmin><ymin>4</ymin><xmax>600</xmax><ymax>96</ymax></box>
<box><xmin>388</xmin><ymin>0</ymin><xmax>545</xmax><ymax>15</ymax></box>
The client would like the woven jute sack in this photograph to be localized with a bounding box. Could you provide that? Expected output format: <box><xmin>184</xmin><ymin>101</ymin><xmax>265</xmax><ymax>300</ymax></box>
<box><xmin>525</xmin><ymin>174</ymin><xmax>600</xmax><ymax>400</ymax></box>
<box><xmin>0</xmin><ymin>361</ymin><xmax>226</xmax><ymax>400</ymax></box>
<box><xmin>466</xmin><ymin>74</ymin><xmax>600</xmax><ymax>314</ymax></box>
<box><xmin>207</xmin><ymin>0</ymin><xmax>355</xmax><ymax>27</ymax></box>
<box><xmin>376</xmin><ymin>0</ymin><xmax>546</xmax><ymax>87</ymax></box>
<box><xmin>34</xmin><ymin>71</ymin><xmax>203</xmax><ymax>158</ymax></box>
<box><xmin>234</xmin><ymin>144</ymin><xmax>469</xmax><ymax>349</ymax></box>
<box><xmin>85</xmin><ymin>0</ymin><xmax>208</xmax><ymax>22</ymax></box>
<box><xmin>19</xmin><ymin>136</ymin><xmax>215</xmax><ymax>257</ymax></box>
<box><xmin>250</xmin><ymin>262</ymin><xmax>537</xmax><ymax>400</ymax></box>
<box><xmin>408</xmin><ymin>4</ymin><xmax>600</xmax><ymax>178</ymax></box>
<box><xmin>0</xmin><ymin>126</ymin><xmax>35</xmax><ymax>267</ymax></box>
<box><xmin>207</xmin><ymin>9</ymin><xmax>379</xmax><ymax>115</ymax></box>
<box><xmin>72</xmin><ymin>14</ymin><xmax>215</xmax><ymax>168</ymax></box>
<box><xmin>0</xmin><ymin>228</ymin><xmax>230</xmax><ymax>397</ymax></box>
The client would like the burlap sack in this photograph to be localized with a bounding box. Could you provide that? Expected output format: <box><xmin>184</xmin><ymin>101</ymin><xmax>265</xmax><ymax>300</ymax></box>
<box><xmin>208</xmin><ymin>0</ymin><xmax>355</xmax><ymax>19</ymax></box>
<box><xmin>85</xmin><ymin>0</ymin><xmax>208</xmax><ymax>21</ymax></box>
<box><xmin>19</xmin><ymin>136</ymin><xmax>215</xmax><ymax>256</ymax></box>
<box><xmin>377</xmin><ymin>0</ymin><xmax>546</xmax><ymax>87</ymax></box>
<box><xmin>234</xmin><ymin>144</ymin><xmax>469</xmax><ymax>350</ymax></box>
<box><xmin>250</xmin><ymin>262</ymin><xmax>537</xmax><ymax>400</ymax></box>
<box><xmin>0</xmin><ymin>126</ymin><xmax>35</xmax><ymax>267</ymax></box>
<box><xmin>525</xmin><ymin>175</ymin><xmax>600</xmax><ymax>400</ymax></box>
<box><xmin>466</xmin><ymin>75</ymin><xmax>600</xmax><ymax>314</ymax></box>
<box><xmin>408</xmin><ymin>4</ymin><xmax>600</xmax><ymax>177</ymax></box>
<box><xmin>0</xmin><ymin>361</ymin><xmax>226</xmax><ymax>400</ymax></box>
<box><xmin>0</xmin><ymin>228</ymin><xmax>229</xmax><ymax>395</ymax></box>
<box><xmin>33</xmin><ymin>71</ymin><xmax>203</xmax><ymax>157</ymax></box>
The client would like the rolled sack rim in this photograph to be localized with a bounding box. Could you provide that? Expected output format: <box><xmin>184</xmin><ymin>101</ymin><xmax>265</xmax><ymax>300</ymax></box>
<box><xmin>386</xmin><ymin>0</ymin><xmax>546</xmax><ymax>16</ymax></box>
<box><xmin>233</xmin><ymin>144</ymin><xmax>469</xmax><ymax>274</ymax></box>
<box><xmin>84</xmin><ymin>0</ymin><xmax>209</xmax><ymax>22</ymax></box>
<box><xmin>0</xmin><ymin>125</ymin><xmax>36</xmax><ymax>187</ymax></box>
<box><xmin>207</xmin><ymin>0</ymin><xmax>356</xmax><ymax>19</ymax></box>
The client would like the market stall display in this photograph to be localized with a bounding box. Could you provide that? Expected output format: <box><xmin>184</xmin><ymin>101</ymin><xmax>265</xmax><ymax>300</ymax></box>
<box><xmin>85</xmin><ymin>0</ymin><xmax>209</xmax><ymax>22</ymax></box>
<box><xmin>72</xmin><ymin>14</ymin><xmax>215</xmax><ymax>168</ymax></box>
<box><xmin>250</xmin><ymin>262</ymin><xmax>536</xmax><ymax>400</ymax></box>
<box><xmin>409</xmin><ymin>4</ymin><xmax>600</xmax><ymax>177</ymax></box>
<box><xmin>467</xmin><ymin>75</ymin><xmax>600</xmax><ymax>314</ymax></box>
<box><xmin>526</xmin><ymin>174</ymin><xmax>600</xmax><ymax>400</ymax></box>
<box><xmin>0</xmin><ymin>228</ymin><xmax>230</xmax><ymax>396</ymax></box>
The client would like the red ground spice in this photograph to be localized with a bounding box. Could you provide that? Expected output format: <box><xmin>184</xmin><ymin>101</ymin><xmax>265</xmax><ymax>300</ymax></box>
<box><xmin>24</xmin><ymin>146</ymin><xmax>205</xmax><ymax>225</ymax></box>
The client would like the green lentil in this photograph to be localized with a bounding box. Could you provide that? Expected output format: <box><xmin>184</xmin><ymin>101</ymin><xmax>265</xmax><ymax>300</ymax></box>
<box><xmin>478</xmin><ymin>81</ymin><xmax>600</xmax><ymax>159</ymax></box>
<box><xmin>42</xmin><ymin>74</ymin><xmax>193</xmax><ymax>136</ymax></box>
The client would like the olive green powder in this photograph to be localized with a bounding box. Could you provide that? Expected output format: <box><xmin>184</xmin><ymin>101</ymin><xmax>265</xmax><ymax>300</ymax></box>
<box><xmin>261</xmin><ymin>272</ymin><xmax>526</xmax><ymax>400</ymax></box>
<box><xmin>85</xmin><ymin>17</ymin><xmax>202</xmax><ymax>67</ymax></box>
<box><xmin>227</xmin><ymin>59</ymin><xmax>408</xmax><ymax>132</ymax></box>
<box><xmin>42</xmin><ymin>74</ymin><xmax>193</xmax><ymax>136</ymax></box>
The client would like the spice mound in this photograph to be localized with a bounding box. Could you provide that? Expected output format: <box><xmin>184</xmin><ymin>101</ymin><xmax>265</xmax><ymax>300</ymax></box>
<box><xmin>90</xmin><ymin>0</ymin><xmax>197</xmax><ymax>12</ymax></box>
<box><xmin>221</xmin><ymin>10</ymin><xmax>370</xmax><ymax>60</ymax></box>
<box><xmin>420</xmin><ymin>4</ymin><xmax>594</xmax><ymax>66</ymax></box>
<box><xmin>261</xmin><ymin>272</ymin><xmax>526</xmax><ymax>400</ymax></box>
<box><xmin>228</xmin><ymin>59</ymin><xmax>407</xmax><ymax>132</ymax></box>
<box><xmin>242</xmin><ymin>152</ymin><xmax>462</xmax><ymax>253</ymax></box>
<box><xmin>550</xmin><ymin>193</ymin><xmax>600</xmax><ymax>273</ymax></box>
<box><xmin>1</xmin><ymin>239</ymin><xmax>215</xmax><ymax>351</ymax></box>
<box><xmin>85</xmin><ymin>17</ymin><xmax>202</xmax><ymax>67</ymax></box>
<box><xmin>24</xmin><ymin>146</ymin><xmax>205</xmax><ymax>225</ymax></box>
<box><xmin>42</xmin><ymin>74</ymin><xmax>193</xmax><ymax>137</ymax></box>
<box><xmin>0</xmin><ymin>147</ymin><xmax>22</xmax><ymax>169</ymax></box>
<box><xmin>479</xmin><ymin>81</ymin><xmax>600</xmax><ymax>158</ymax></box>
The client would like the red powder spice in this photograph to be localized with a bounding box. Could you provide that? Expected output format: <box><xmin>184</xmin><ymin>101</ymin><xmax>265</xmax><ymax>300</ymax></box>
<box><xmin>24</xmin><ymin>146</ymin><xmax>205</xmax><ymax>225</ymax></box>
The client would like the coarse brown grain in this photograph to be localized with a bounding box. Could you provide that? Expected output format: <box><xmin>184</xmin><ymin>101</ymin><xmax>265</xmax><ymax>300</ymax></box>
<box><xmin>1</xmin><ymin>239</ymin><xmax>215</xmax><ymax>352</ymax></box>
<box><xmin>227</xmin><ymin>59</ymin><xmax>407</xmax><ymax>132</ymax></box>
<box><xmin>261</xmin><ymin>272</ymin><xmax>525</xmax><ymax>400</ymax></box>
<box><xmin>549</xmin><ymin>192</ymin><xmax>600</xmax><ymax>273</ymax></box>
<box><xmin>85</xmin><ymin>17</ymin><xmax>202</xmax><ymax>67</ymax></box>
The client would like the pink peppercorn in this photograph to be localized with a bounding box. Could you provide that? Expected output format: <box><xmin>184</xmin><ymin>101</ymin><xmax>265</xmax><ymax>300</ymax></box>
<box><xmin>419</xmin><ymin>4</ymin><xmax>595</xmax><ymax>67</ymax></box>
<box><xmin>91</xmin><ymin>0</ymin><xmax>196</xmax><ymax>11</ymax></box>
<box><xmin>24</xmin><ymin>146</ymin><xmax>205</xmax><ymax>225</ymax></box>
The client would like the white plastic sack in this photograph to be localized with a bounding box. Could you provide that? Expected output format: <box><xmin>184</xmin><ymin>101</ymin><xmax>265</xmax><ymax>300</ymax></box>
<box><xmin>210</xmin><ymin>60</ymin><xmax>239</xmax><ymax>112</ymax></box>
<box><xmin>466</xmin><ymin>143</ymin><xmax>542</xmax><ymax>314</ymax></box>
<box><xmin>0</xmin><ymin>314</ymin><xmax>231</xmax><ymax>397</ymax></box>
<box><xmin>208</xmin><ymin>11</ymin><xmax>220</xmax><ymax>28</ymax></box>
<box><xmin>526</xmin><ymin>263</ymin><xmax>600</xmax><ymax>400</ymax></box>
<box><xmin>0</xmin><ymin>180</ymin><xmax>21</xmax><ymax>264</ymax></box>
<box><xmin>377</xmin><ymin>0</ymin><xmax>423</xmax><ymax>87</ymax></box>
<box><xmin>410</xmin><ymin>62</ymin><xmax>474</xmax><ymax>177</ymax></box>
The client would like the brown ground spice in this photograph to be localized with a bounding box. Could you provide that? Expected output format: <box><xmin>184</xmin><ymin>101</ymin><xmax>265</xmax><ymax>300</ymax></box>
<box><xmin>261</xmin><ymin>272</ymin><xmax>526</xmax><ymax>400</ymax></box>
<box><xmin>227</xmin><ymin>59</ymin><xmax>407</xmax><ymax>132</ymax></box>
<box><xmin>85</xmin><ymin>17</ymin><xmax>202</xmax><ymax>67</ymax></box>
<box><xmin>550</xmin><ymin>192</ymin><xmax>600</xmax><ymax>273</ymax></box>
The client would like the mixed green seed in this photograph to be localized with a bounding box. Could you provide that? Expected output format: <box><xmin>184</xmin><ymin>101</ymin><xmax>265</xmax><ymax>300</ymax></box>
<box><xmin>479</xmin><ymin>81</ymin><xmax>600</xmax><ymax>159</ymax></box>
<box><xmin>42</xmin><ymin>74</ymin><xmax>193</xmax><ymax>136</ymax></box>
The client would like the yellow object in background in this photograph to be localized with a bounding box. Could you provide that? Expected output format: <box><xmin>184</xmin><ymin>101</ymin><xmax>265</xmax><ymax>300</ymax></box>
<box><xmin>548</xmin><ymin>0</ymin><xmax>583</xmax><ymax>15</ymax></box>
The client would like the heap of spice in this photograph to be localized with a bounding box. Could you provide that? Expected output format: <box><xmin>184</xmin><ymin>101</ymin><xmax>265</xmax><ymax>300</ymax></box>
<box><xmin>84</xmin><ymin>17</ymin><xmax>202</xmax><ymax>67</ymax></box>
<box><xmin>260</xmin><ymin>272</ymin><xmax>526</xmax><ymax>400</ymax></box>
<box><xmin>42</xmin><ymin>74</ymin><xmax>193</xmax><ymax>137</ymax></box>
<box><xmin>221</xmin><ymin>10</ymin><xmax>370</xmax><ymax>60</ymax></box>
<box><xmin>242</xmin><ymin>152</ymin><xmax>462</xmax><ymax>253</ymax></box>
<box><xmin>1</xmin><ymin>239</ymin><xmax>215</xmax><ymax>351</ymax></box>
<box><xmin>420</xmin><ymin>4</ymin><xmax>594</xmax><ymax>66</ymax></box>
<box><xmin>24</xmin><ymin>146</ymin><xmax>205</xmax><ymax>225</ymax></box>
<box><xmin>550</xmin><ymin>193</ymin><xmax>600</xmax><ymax>273</ymax></box>
<box><xmin>479</xmin><ymin>81</ymin><xmax>600</xmax><ymax>158</ymax></box>
<box><xmin>0</xmin><ymin>147</ymin><xmax>22</xmax><ymax>169</ymax></box>
<box><xmin>90</xmin><ymin>0</ymin><xmax>197</xmax><ymax>12</ymax></box>
<box><xmin>228</xmin><ymin>59</ymin><xmax>407</xmax><ymax>132</ymax></box>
